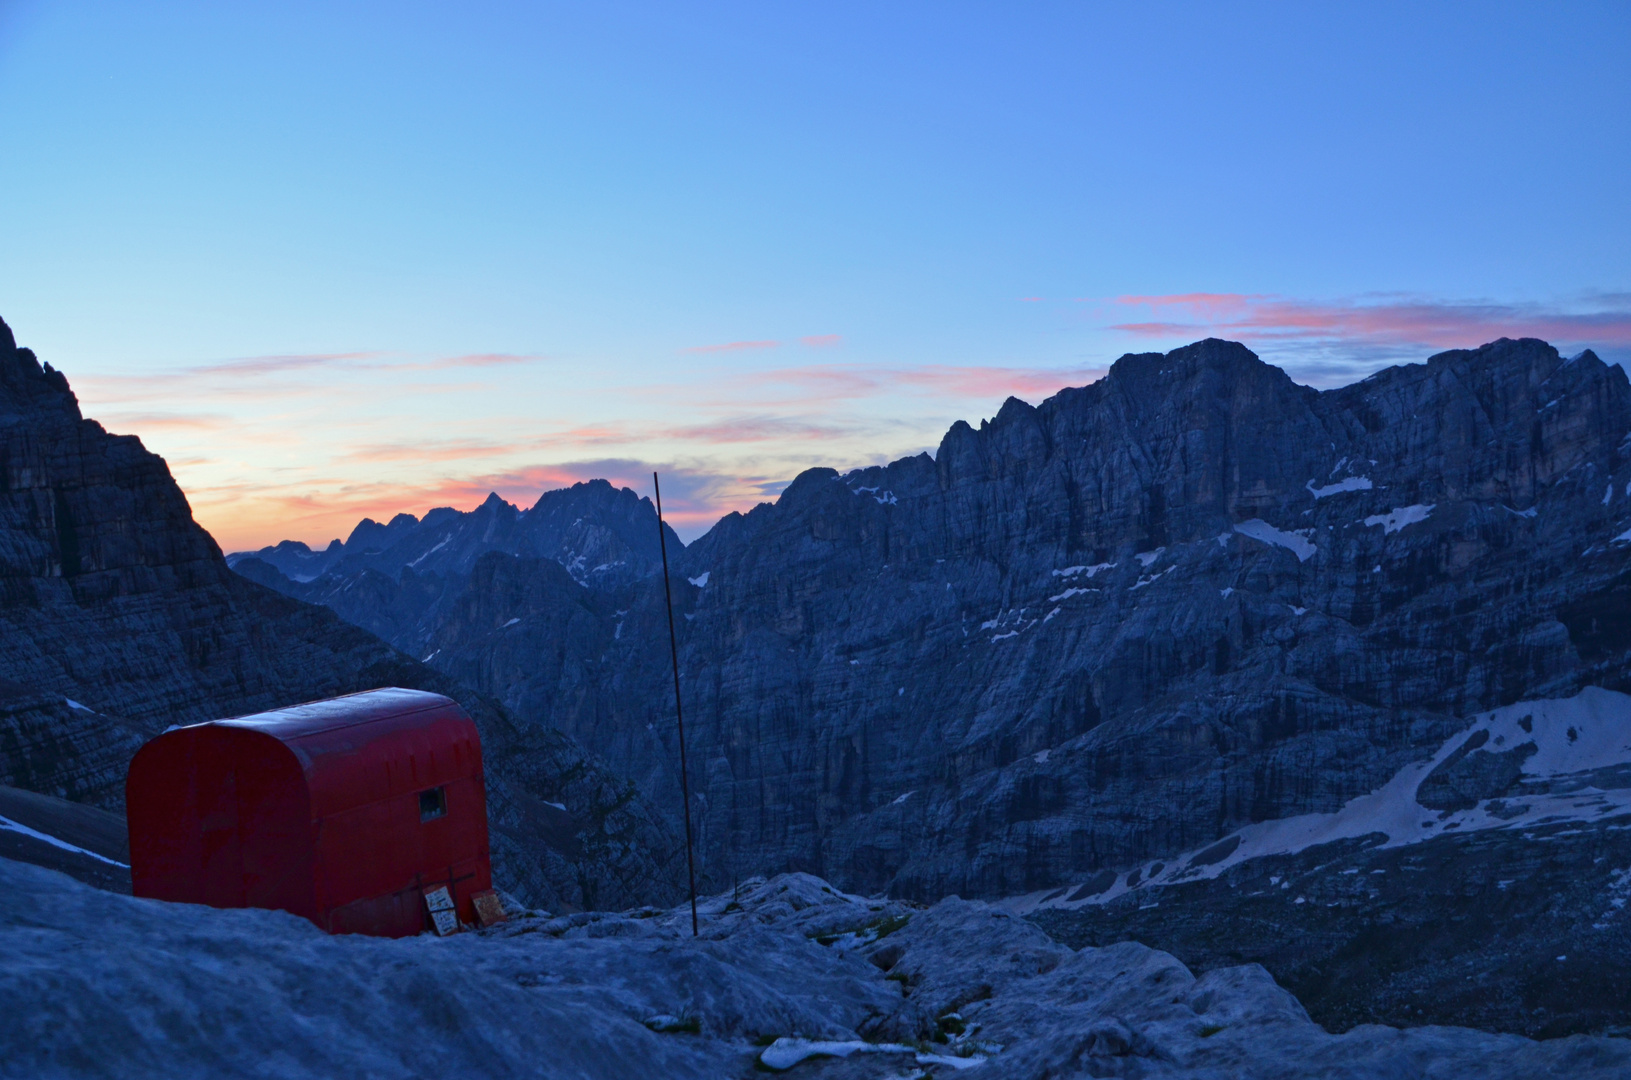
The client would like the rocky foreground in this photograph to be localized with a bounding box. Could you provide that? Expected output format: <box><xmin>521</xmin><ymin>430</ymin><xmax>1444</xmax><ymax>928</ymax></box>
<box><xmin>3</xmin><ymin>858</ymin><xmax>1627</xmax><ymax>1079</ymax></box>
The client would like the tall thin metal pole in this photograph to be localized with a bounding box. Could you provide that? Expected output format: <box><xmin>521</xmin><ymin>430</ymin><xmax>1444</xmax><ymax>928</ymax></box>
<box><xmin>653</xmin><ymin>472</ymin><xmax>699</xmax><ymax>936</ymax></box>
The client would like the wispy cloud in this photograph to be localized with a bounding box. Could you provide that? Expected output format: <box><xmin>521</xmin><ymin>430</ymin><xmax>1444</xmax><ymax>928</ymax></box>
<box><xmin>801</xmin><ymin>334</ymin><xmax>842</xmax><ymax>348</ymax></box>
<box><xmin>417</xmin><ymin>357</ymin><xmax>544</xmax><ymax>375</ymax></box>
<box><xmin>76</xmin><ymin>350</ymin><xmax>544</xmax><ymax>400</ymax></box>
<box><xmin>340</xmin><ymin>439</ymin><xmax>529</xmax><ymax>464</ymax></box>
<box><xmin>708</xmin><ymin>361</ymin><xmax>1108</xmax><ymax>408</ymax></box>
<box><xmin>659</xmin><ymin>414</ymin><xmax>895</xmax><ymax>444</ymax></box>
<box><xmin>185</xmin><ymin>352</ymin><xmax>381</xmax><ymax>377</ymax></box>
<box><xmin>1091</xmin><ymin>293</ymin><xmax>1631</xmax><ymax>362</ymax></box>
<box><xmin>685</xmin><ymin>339</ymin><xmax>781</xmax><ymax>354</ymax></box>
<box><xmin>96</xmin><ymin>411</ymin><xmax>232</xmax><ymax>431</ymax></box>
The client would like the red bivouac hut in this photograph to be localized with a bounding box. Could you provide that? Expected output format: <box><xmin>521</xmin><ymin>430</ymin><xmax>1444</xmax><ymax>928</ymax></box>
<box><xmin>126</xmin><ymin>687</ymin><xmax>492</xmax><ymax>937</ymax></box>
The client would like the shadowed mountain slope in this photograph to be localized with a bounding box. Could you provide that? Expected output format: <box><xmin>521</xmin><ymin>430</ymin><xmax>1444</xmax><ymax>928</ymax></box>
<box><xmin>0</xmin><ymin>315</ymin><xmax>688</xmax><ymax>913</ymax></box>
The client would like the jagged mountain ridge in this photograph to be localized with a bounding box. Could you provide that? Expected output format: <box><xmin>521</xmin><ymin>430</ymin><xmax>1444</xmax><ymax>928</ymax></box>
<box><xmin>0</xmin><ymin>315</ymin><xmax>690</xmax><ymax>913</ymax></box>
<box><xmin>231</xmin><ymin>480</ymin><xmax>681</xmax><ymax>657</ymax></box>
<box><xmin>233</xmin><ymin>481</ymin><xmax>680</xmax><ymax>586</ymax></box>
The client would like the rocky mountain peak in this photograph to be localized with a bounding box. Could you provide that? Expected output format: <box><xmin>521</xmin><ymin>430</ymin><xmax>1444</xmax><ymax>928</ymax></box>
<box><xmin>0</xmin><ymin>316</ymin><xmax>80</xmax><ymax>424</ymax></box>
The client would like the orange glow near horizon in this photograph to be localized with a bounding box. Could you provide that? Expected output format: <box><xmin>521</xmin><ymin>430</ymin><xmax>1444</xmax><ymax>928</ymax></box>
<box><xmin>69</xmin><ymin>292</ymin><xmax>1630</xmax><ymax>554</ymax></box>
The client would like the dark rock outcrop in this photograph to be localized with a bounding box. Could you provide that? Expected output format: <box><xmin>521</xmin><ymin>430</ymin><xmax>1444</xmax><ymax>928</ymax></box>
<box><xmin>0</xmin><ymin>315</ymin><xmax>688</xmax><ymax>913</ymax></box>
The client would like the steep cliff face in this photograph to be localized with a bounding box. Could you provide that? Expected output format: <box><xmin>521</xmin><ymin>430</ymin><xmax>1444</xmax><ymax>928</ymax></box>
<box><xmin>656</xmin><ymin>336</ymin><xmax>1631</xmax><ymax>899</ymax></box>
<box><xmin>0</xmin><ymin>316</ymin><xmax>687</xmax><ymax>912</ymax></box>
<box><xmin>283</xmin><ymin>338</ymin><xmax>1631</xmax><ymax>906</ymax></box>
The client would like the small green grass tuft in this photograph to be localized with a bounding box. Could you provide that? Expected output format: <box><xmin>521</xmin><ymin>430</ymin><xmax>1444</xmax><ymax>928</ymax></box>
<box><xmin>872</xmin><ymin>913</ymin><xmax>911</xmax><ymax>940</ymax></box>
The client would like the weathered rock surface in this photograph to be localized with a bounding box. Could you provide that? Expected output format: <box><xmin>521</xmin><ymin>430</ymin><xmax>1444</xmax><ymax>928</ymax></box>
<box><xmin>1015</xmin><ymin>686</ymin><xmax>1631</xmax><ymax>1038</ymax></box>
<box><xmin>0</xmin><ymin>315</ymin><xmax>689</xmax><ymax>912</ymax></box>
<box><xmin>4</xmin><ymin>857</ymin><xmax>1627</xmax><ymax>1079</ymax></box>
<box><xmin>264</xmin><ymin>337</ymin><xmax>1631</xmax><ymax>895</ymax></box>
<box><xmin>241</xmin><ymin>335</ymin><xmax>1631</xmax><ymax>1035</ymax></box>
<box><xmin>0</xmin><ymin>782</ymin><xmax>131</xmax><ymax>894</ymax></box>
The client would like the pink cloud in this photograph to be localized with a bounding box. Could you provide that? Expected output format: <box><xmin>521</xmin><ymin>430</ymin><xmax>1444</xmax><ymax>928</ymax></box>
<box><xmin>659</xmin><ymin>415</ymin><xmax>882</xmax><ymax>444</ymax></box>
<box><xmin>1095</xmin><ymin>293</ymin><xmax>1631</xmax><ymax>354</ymax></box>
<box><xmin>715</xmin><ymin>362</ymin><xmax>1107</xmax><ymax>408</ymax></box>
<box><xmin>340</xmin><ymin>439</ymin><xmax>527</xmax><ymax>464</ymax></box>
<box><xmin>685</xmin><ymin>339</ymin><xmax>781</xmax><ymax>354</ymax></box>
<box><xmin>892</xmin><ymin>364</ymin><xmax>1108</xmax><ymax>400</ymax></box>
<box><xmin>401</xmin><ymin>352</ymin><xmax>544</xmax><ymax>370</ymax></box>
<box><xmin>97</xmin><ymin>411</ymin><xmax>231</xmax><ymax>431</ymax></box>
<box><xmin>801</xmin><ymin>334</ymin><xmax>842</xmax><ymax>348</ymax></box>
<box><xmin>187</xmin><ymin>352</ymin><xmax>382</xmax><ymax>377</ymax></box>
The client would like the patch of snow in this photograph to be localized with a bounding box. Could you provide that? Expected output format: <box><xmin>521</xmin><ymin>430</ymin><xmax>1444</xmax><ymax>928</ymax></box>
<box><xmin>873</xmin><ymin>491</ymin><xmax>898</xmax><ymax>506</ymax></box>
<box><xmin>0</xmin><ymin>815</ymin><xmax>127</xmax><ymax>868</ymax></box>
<box><xmin>1307</xmin><ymin>476</ymin><xmax>1373</xmax><ymax>499</ymax></box>
<box><xmin>1052</xmin><ymin>562</ymin><xmax>1114</xmax><ymax>579</ymax></box>
<box><xmin>891</xmin><ymin>790</ymin><xmax>915</xmax><ymax>806</ymax></box>
<box><xmin>1047</xmin><ymin>587</ymin><xmax>1096</xmax><ymax>603</ymax></box>
<box><xmin>1135</xmin><ymin>548</ymin><xmax>1165</xmax><ymax>568</ymax></box>
<box><xmin>1131</xmin><ymin>566</ymin><xmax>1175</xmax><ymax>590</ymax></box>
<box><xmin>687</xmin><ymin>571</ymin><xmax>710</xmax><ymax>587</ymax></box>
<box><xmin>1365</xmin><ymin>504</ymin><xmax>1435</xmax><ymax>534</ymax></box>
<box><xmin>1291</xmin><ymin>606</ymin><xmax>1307</xmax><ymax>616</ymax></box>
<box><xmin>1233</xmin><ymin>519</ymin><xmax>1317</xmax><ymax>561</ymax></box>
<box><xmin>1220</xmin><ymin>587</ymin><xmax>1234</xmax><ymax>598</ymax></box>
<box><xmin>544</xmin><ymin>801</ymin><xmax>566</xmax><ymax>812</ymax></box>
<box><xmin>407</xmin><ymin>534</ymin><xmax>452</xmax><ymax>569</ymax></box>
<box><xmin>758</xmin><ymin>1037</ymin><xmax>980</xmax><ymax>1072</ymax></box>
<box><xmin>979</xmin><ymin>619</ymin><xmax>1000</xmax><ymax>630</ymax></box>
<box><xmin>423</xmin><ymin>650</ymin><xmax>439</xmax><ymax>662</ymax></box>
<box><xmin>502</xmin><ymin>618</ymin><xmax>520</xmax><ymax>628</ymax></box>
<box><xmin>1043</xmin><ymin>607</ymin><xmax>1062</xmax><ymax>622</ymax></box>
<box><xmin>63</xmin><ymin>699</ymin><xmax>92</xmax><ymax>712</ymax></box>
<box><xmin>1606</xmin><ymin>485</ymin><xmax>1616</xmax><ymax>506</ymax></box>
<box><xmin>683</xmin><ymin>613</ymin><xmax>696</xmax><ymax>622</ymax></box>
<box><xmin>897</xmin><ymin>688</ymin><xmax>904</xmax><ymax>696</ymax></box>
<box><xmin>1613</xmin><ymin>528</ymin><xmax>1631</xmax><ymax>545</ymax></box>
<box><xmin>1013</xmin><ymin>687</ymin><xmax>1631</xmax><ymax>912</ymax></box>
<box><xmin>1506</xmin><ymin>505</ymin><xmax>1538</xmax><ymax>518</ymax></box>
<box><xmin>1330</xmin><ymin>456</ymin><xmax>1348</xmax><ymax>477</ymax></box>
<box><xmin>1034</xmin><ymin>750</ymin><xmax>1051</xmax><ymax>764</ymax></box>
<box><xmin>990</xmin><ymin>630</ymin><xmax>1020</xmax><ymax>641</ymax></box>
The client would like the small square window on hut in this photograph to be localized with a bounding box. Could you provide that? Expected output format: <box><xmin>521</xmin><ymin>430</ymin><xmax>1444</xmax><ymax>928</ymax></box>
<box><xmin>419</xmin><ymin>787</ymin><xmax>447</xmax><ymax>821</ymax></box>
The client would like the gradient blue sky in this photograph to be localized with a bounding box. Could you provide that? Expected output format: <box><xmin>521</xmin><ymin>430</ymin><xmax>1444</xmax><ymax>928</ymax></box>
<box><xmin>1</xmin><ymin>2</ymin><xmax>1627</xmax><ymax>548</ymax></box>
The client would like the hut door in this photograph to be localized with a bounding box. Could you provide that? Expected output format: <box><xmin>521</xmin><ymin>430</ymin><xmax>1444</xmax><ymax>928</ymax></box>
<box><xmin>197</xmin><ymin>762</ymin><xmax>244</xmax><ymax>907</ymax></box>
